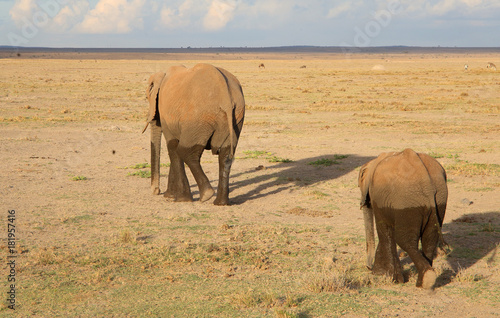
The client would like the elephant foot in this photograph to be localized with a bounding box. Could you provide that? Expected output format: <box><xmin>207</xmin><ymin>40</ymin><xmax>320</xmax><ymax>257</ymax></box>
<box><xmin>373</xmin><ymin>262</ymin><xmax>404</xmax><ymax>283</ymax></box>
<box><xmin>213</xmin><ymin>196</ymin><xmax>230</xmax><ymax>206</ymax></box>
<box><xmin>199</xmin><ymin>187</ymin><xmax>215</xmax><ymax>202</ymax></box>
<box><xmin>152</xmin><ymin>187</ymin><xmax>160</xmax><ymax>195</ymax></box>
<box><xmin>164</xmin><ymin>190</ymin><xmax>193</xmax><ymax>202</ymax></box>
<box><xmin>372</xmin><ymin>261</ymin><xmax>389</xmax><ymax>276</ymax></box>
<box><xmin>164</xmin><ymin>191</ymin><xmax>175</xmax><ymax>199</ymax></box>
<box><xmin>419</xmin><ymin>268</ymin><xmax>437</xmax><ymax>289</ymax></box>
<box><xmin>393</xmin><ymin>271</ymin><xmax>404</xmax><ymax>284</ymax></box>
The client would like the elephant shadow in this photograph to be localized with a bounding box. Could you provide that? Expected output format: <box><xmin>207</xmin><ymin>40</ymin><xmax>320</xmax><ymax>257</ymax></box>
<box><xmin>224</xmin><ymin>154</ymin><xmax>376</xmax><ymax>205</ymax></box>
<box><xmin>430</xmin><ymin>211</ymin><xmax>499</xmax><ymax>287</ymax></box>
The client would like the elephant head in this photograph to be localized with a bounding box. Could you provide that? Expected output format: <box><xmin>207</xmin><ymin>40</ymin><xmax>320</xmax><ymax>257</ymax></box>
<box><xmin>142</xmin><ymin>71</ymin><xmax>166</xmax><ymax>133</ymax></box>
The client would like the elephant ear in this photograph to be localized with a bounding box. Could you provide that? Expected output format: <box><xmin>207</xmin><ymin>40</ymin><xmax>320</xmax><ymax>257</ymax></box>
<box><xmin>142</xmin><ymin>72</ymin><xmax>166</xmax><ymax>133</ymax></box>
<box><xmin>358</xmin><ymin>152</ymin><xmax>398</xmax><ymax>208</ymax></box>
<box><xmin>358</xmin><ymin>162</ymin><xmax>372</xmax><ymax>208</ymax></box>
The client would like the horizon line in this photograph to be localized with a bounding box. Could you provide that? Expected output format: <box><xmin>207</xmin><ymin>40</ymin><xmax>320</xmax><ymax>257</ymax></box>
<box><xmin>1</xmin><ymin>45</ymin><xmax>500</xmax><ymax>50</ymax></box>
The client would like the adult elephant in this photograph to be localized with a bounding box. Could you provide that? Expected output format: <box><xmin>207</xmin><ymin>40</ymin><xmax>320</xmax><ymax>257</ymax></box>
<box><xmin>143</xmin><ymin>64</ymin><xmax>245</xmax><ymax>205</ymax></box>
<box><xmin>358</xmin><ymin>149</ymin><xmax>447</xmax><ymax>289</ymax></box>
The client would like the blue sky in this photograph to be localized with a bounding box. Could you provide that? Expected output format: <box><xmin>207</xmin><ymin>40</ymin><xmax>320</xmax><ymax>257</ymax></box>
<box><xmin>1</xmin><ymin>0</ymin><xmax>499</xmax><ymax>48</ymax></box>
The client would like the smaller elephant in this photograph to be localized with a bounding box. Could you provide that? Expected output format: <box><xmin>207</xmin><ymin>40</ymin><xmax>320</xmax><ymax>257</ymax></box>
<box><xmin>358</xmin><ymin>149</ymin><xmax>447</xmax><ymax>289</ymax></box>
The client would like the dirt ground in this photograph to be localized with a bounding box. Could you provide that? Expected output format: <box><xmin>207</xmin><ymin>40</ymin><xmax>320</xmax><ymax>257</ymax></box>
<box><xmin>0</xmin><ymin>51</ymin><xmax>499</xmax><ymax>317</ymax></box>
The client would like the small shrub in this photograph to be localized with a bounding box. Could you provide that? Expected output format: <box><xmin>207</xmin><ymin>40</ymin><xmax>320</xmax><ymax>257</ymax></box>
<box><xmin>131</xmin><ymin>163</ymin><xmax>150</xmax><ymax>169</ymax></box>
<box><xmin>36</xmin><ymin>248</ymin><xmax>56</xmax><ymax>265</ymax></box>
<box><xmin>305</xmin><ymin>271</ymin><xmax>351</xmax><ymax>293</ymax></box>
<box><xmin>429</xmin><ymin>152</ymin><xmax>445</xmax><ymax>159</ymax></box>
<box><xmin>454</xmin><ymin>266</ymin><xmax>484</xmax><ymax>283</ymax></box>
<box><xmin>123</xmin><ymin>162</ymin><xmax>169</xmax><ymax>170</ymax></box>
<box><xmin>230</xmin><ymin>289</ymin><xmax>261</xmax><ymax>308</ymax></box>
<box><xmin>308</xmin><ymin>155</ymin><xmax>347</xmax><ymax>167</ymax></box>
<box><xmin>481</xmin><ymin>223</ymin><xmax>494</xmax><ymax>232</ymax></box>
<box><xmin>243</xmin><ymin>150</ymin><xmax>270</xmax><ymax>159</ymax></box>
<box><xmin>242</xmin><ymin>150</ymin><xmax>292</xmax><ymax>163</ymax></box>
<box><xmin>71</xmin><ymin>176</ymin><xmax>87</xmax><ymax>181</ymax></box>
<box><xmin>307</xmin><ymin>190</ymin><xmax>329</xmax><ymax>199</ymax></box>
<box><xmin>120</xmin><ymin>230</ymin><xmax>134</xmax><ymax>244</ymax></box>
<box><xmin>304</xmin><ymin>263</ymin><xmax>356</xmax><ymax>293</ymax></box>
<box><xmin>268</xmin><ymin>156</ymin><xmax>292</xmax><ymax>163</ymax></box>
<box><xmin>128</xmin><ymin>170</ymin><xmax>151</xmax><ymax>178</ymax></box>
<box><xmin>446</xmin><ymin>160</ymin><xmax>499</xmax><ymax>176</ymax></box>
<box><xmin>274</xmin><ymin>309</ymin><xmax>300</xmax><ymax>318</ymax></box>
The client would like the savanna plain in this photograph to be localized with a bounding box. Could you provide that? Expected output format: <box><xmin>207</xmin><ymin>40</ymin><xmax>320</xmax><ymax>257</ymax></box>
<box><xmin>0</xmin><ymin>50</ymin><xmax>499</xmax><ymax>317</ymax></box>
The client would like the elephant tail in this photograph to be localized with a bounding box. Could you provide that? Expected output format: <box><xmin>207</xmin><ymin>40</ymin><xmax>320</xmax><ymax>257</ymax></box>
<box><xmin>429</xmin><ymin>195</ymin><xmax>447</xmax><ymax>251</ymax></box>
<box><xmin>227</xmin><ymin>105</ymin><xmax>235</xmax><ymax>160</ymax></box>
<box><xmin>142</xmin><ymin>122</ymin><xmax>150</xmax><ymax>134</ymax></box>
<box><xmin>362</xmin><ymin>205</ymin><xmax>375</xmax><ymax>269</ymax></box>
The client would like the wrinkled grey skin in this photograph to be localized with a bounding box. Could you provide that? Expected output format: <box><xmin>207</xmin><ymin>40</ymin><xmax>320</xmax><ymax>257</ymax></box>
<box><xmin>358</xmin><ymin>149</ymin><xmax>447</xmax><ymax>289</ymax></box>
<box><xmin>144</xmin><ymin>64</ymin><xmax>245</xmax><ymax>205</ymax></box>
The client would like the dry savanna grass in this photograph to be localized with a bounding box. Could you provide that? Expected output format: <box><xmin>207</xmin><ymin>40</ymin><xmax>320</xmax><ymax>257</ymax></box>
<box><xmin>0</xmin><ymin>51</ymin><xmax>499</xmax><ymax>317</ymax></box>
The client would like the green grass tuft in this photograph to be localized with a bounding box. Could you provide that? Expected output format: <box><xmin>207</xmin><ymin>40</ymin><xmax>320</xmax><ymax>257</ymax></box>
<box><xmin>127</xmin><ymin>170</ymin><xmax>151</xmax><ymax>178</ymax></box>
<box><xmin>71</xmin><ymin>175</ymin><xmax>87</xmax><ymax>181</ymax></box>
<box><xmin>242</xmin><ymin>150</ymin><xmax>292</xmax><ymax>163</ymax></box>
<box><xmin>308</xmin><ymin>155</ymin><xmax>348</xmax><ymax>167</ymax></box>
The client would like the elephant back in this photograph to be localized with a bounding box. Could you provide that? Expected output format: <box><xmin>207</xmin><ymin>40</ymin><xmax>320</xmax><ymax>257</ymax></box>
<box><xmin>370</xmin><ymin>149</ymin><xmax>437</xmax><ymax>210</ymax></box>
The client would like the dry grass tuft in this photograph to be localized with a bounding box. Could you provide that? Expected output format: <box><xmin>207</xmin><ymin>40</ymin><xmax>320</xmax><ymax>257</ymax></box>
<box><xmin>453</xmin><ymin>265</ymin><xmax>485</xmax><ymax>283</ymax></box>
<box><xmin>286</xmin><ymin>206</ymin><xmax>333</xmax><ymax>218</ymax></box>
<box><xmin>120</xmin><ymin>229</ymin><xmax>135</xmax><ymax>244</ymax></box>
<box><xmin>36</xmin><ymin>248</ymin><xmax>56</xmax><ymax>265</ymax></box>
<box><xmin>229</xmin><ymin>289</ymin><xmax>280</xmax><ymax>309</ymax></box>
<box><xmin>303</xmin><ymin>261</ymin><xmax>369</xmax><ymax>293</ymax></box>
<box><xmin>446</xmin><ymin>160</ymin><xmax>500</xmax><ymax>177</ymax></box>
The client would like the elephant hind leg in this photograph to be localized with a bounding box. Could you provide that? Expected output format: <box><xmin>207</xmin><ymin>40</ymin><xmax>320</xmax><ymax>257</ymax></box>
<box><xmin>177</xmin><ymin>144</ymin><xmax>214</xmax><ymax>202</ymax></box>
<box><xmin>373</xmin><ymin>219</ymin><xmax>404</xmax><ymax>283</ymax></box>
<box><xmin>418</xmin><ymin>215</ymin><xmax>441</xmax><ymax>289</ymax></box>
<box><xmin>166</xmin><ymin>139</ymin><xmax>192</xmax><ymax>202</ymax></box>
<box><xmin>214</xmin><ymin>146</ymin><xmax>233</xmax><ymax>206</ymax></box>
<box><xmin>395</xmin><ymin>219</ymin><xmax>434</xmax><ymax>289</ymax></box>
<box><xmin>421</xmin><ymin>220</ymin><xmax>440</xmax><ymax>266</ymax></box>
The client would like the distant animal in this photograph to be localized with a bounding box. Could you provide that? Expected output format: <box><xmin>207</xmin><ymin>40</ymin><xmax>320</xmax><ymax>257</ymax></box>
<box><xmin>300</xmin><ymin>65</ymin><xmax>307</xmax><ymax>69</ymax></box>
<box><xmin>258</xmin><ymin>63</ymin><xmax>265</xmax><ymax>69</ymax></box>
<box><xmin>358</xmin><ymin>149</ymin><xmax>448</xmax><ymax>289</ymax></box>
<box><xmin>144</xmin><ymin>64</ymin><xmax>245</xmax><ymax>205</ymax></box>
<box><xmin>486</xmin><ymin>62</ymin><xmax>496</xmax><ymax>71</ymax></box>
<box><xmin>464</xmin><ymin>64</ymin><xmax>468</xmax><ymax>71</ymax></box>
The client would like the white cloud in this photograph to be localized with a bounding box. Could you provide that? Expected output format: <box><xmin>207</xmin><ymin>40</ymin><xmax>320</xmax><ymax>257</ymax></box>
<box><xmin>160</xmin><ymin>0</ymin><xmax>201</xmax><ymax>29</ymax></box>
<box><xmin>461</xmin><ymin>0</ymin><xmax>482</xmax><ymax>5</ymax></box>
<box><xmin>326</xmin><ymin>2</ymin><xmax>354</xmax><ymax>19</ymax></box>
<box><xmin>51</xmin><ymin>1</ymin><xmax>90</xmax><ymax>32</ymax></box>
<box><xmin>9</xmin><ymin>0</ymin><xmax>37</xmax><ymax>27</ymax></box>
<box><xmin>9</xmin><ymin>0</ymin><xmax>89</xmax><ymax>32</ymax></box>
<box><xmin>402</xmin><ymin>0</ymin><xmax>500</xmax><ymax>17</ymax></box>
<box><xmin>5</xmin><ymin>0</ymin><xmax>500</xmax><ymax>47</ymax></box>
<box><xmin>156</xmin><ymin>0</ymin><xmax>294</xmax><ymax>32</ymax></box>
<box><xmin>425</xmin><ymin>0</ymin><xmax>458</xmax><ymax>16</ymax></box>
<box><xmin>203</xmin><ymin>0</ymin><xmax>236</xmax><ymax>31</ymax></box>
<box><xmin>78</xmin><ymin>0</ymin><xmax>146</xmax><ymax>33</ymax></box>
<box><xmin>233</xmin><ymin>0</ymin><xmax>296</xmax><ymax>30</ymax></box>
